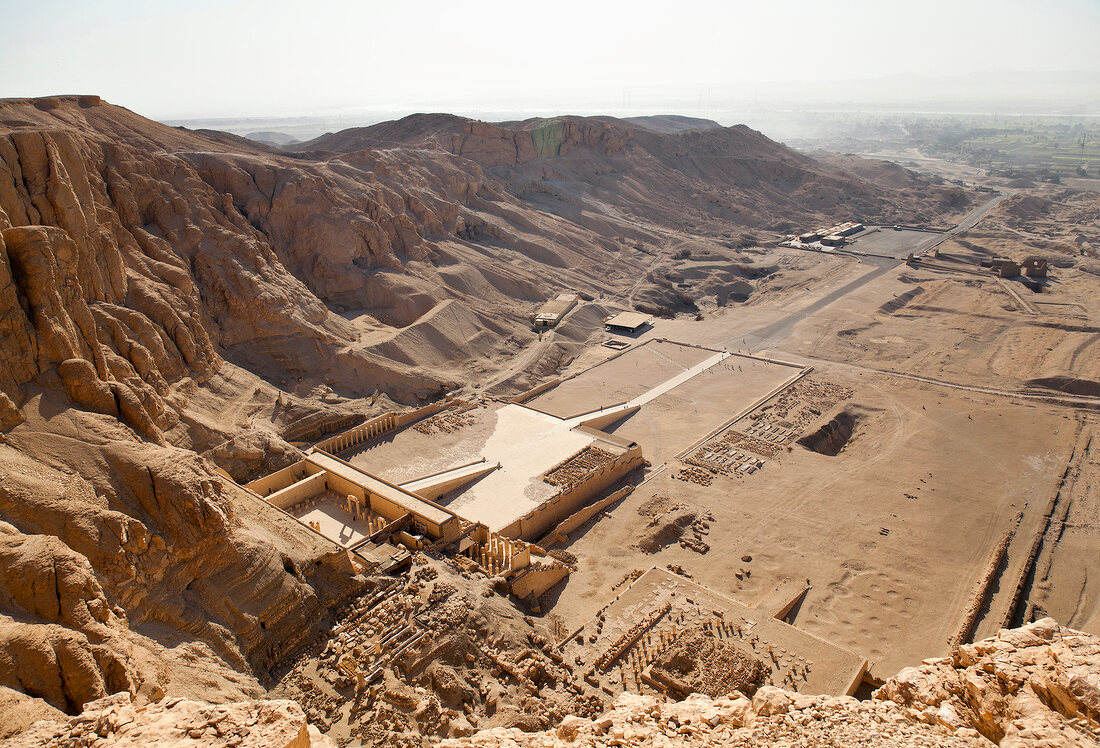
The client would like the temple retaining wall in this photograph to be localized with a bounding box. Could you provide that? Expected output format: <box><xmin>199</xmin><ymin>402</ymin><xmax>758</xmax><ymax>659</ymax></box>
<box><xmin>311</xmin><ymin>399</ymin><xmax>458</xmax><ymax>456</ymax></box>
<box><xmin>499</xmin><ymin>445</ymin><xmax>644</xmax><ymax>541</ymax></box>
<box><xmin>265</xmin><ymin>472</ymin><xmax>329</xmax><ymax>510</ymax></box>
<box><xmin>537</xmin><ymin>485</ymin><xmax>635</xmax><ymax>546</ymax></box>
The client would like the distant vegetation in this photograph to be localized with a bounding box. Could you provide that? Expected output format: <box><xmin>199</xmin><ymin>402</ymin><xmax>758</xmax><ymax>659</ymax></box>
<box><xmin>783</xmin><ymin>112</ymin><xmax>1100</xmax><ymax>183</ymax></box>
<box><xmin>908</xmin><ymin>116</ymin><xmax>1100</xmax><ymax>182</ymax></box>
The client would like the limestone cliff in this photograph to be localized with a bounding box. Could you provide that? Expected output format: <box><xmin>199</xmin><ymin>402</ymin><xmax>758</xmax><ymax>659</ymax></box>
<box><xmin>0</xmin><ymin>99</ymin><xmax>464</xmax><ymax>717</ymax></box>
<box><xmin>290</xmin><ymin>113</ymin><xmax>970</xmax><ymax>234</ymax></box>
<box><xmin>0</xmin><ymin>96</ymin><xmax>974</xmax><ymax>412</ymax></box>
<box><xmin>0</xmin><ymin>413</ymin><xmax>371</xmax><ymax>718</ymax></box>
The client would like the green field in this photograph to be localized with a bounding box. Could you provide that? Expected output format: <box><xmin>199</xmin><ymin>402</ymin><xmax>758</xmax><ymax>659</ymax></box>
<box><xmin>910</xmin><ymin>115</ymin><xmax>1100</xmax><ymax>180</ymax></box>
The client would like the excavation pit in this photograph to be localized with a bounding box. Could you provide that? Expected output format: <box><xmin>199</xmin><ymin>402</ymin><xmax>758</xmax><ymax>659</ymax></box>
<box><xmin>798</xmin><ymin>410</ymin><xmax>859</xmax><ymax>456</ymax></box>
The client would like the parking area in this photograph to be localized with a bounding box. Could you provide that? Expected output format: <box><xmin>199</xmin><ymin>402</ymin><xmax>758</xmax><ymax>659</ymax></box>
<box><xmin>849</xmin><ymin>227</ymin><xmax>942</xmax><ymax>258</ymax></box>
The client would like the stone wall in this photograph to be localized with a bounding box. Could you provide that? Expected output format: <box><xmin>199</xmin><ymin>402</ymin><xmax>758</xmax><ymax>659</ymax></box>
<box><xmin>500</xmin><ymin>446</ymin><xmax>644</xmax><ymax>541</ymax></box>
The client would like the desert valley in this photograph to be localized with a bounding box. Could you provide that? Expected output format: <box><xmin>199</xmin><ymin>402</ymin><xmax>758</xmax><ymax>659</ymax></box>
<box><xmin>0</xmin><ymin>92</ymin><xmax>1098</xmax><ymax>747</ymax></box>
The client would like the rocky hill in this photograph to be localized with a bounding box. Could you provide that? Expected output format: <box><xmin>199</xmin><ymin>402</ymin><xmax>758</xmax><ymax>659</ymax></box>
<box><xmin>7</xmin><ymin>691</ymin><xmax>335</xmax><ymax>747</ymax></box>
<box><xmin>290</xmin><ymin>112</ymin><xmax>970</xmax><ymax>236</ymax></box>
<box><xmin>621</xmin><ymin>115</ymin><xmax>723</xmax><ymax>134</ymax></box>
<box><xmin>1</xmin><ymin>96</ymin><xmax>972</xmax><ymax>411</ymax></box>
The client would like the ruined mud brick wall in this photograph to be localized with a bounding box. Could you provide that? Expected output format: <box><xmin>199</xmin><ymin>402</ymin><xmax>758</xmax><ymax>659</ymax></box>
<box><xmin>413</xmin><ymin>401</ymin><xmax>480</xmax><ymax>435</ymax></box>
<box><xmin>673</xmin><ymin>467</ymin><xmax>713</xmax><ymax>486</ymax></box>
<box><xmin>537</xmin><ymin>486</ymin><xmax>635</xmax><ymax>545</ymax></box>
<box><xmin>510</xmin><ymin>562</ymin><xmax>572</xmax><ymax>601</ymax></box>
<box><xmin>649</xmin><ymin>633</ymin><xmax>768</xmax><ymax>698</ymax></box>
<box><xmin>949</xmin><ymin>517</ymin><xmax>1019</xmax><ymax>645</ymax></box>
<box><xmin>722</xmin><ymin>431</ymin><xmax>783</xmax><ymax>458</ymax></box>
<box><xmin>595</xmin><ymin>602</ymin><xmax>671</xmax><ymax>671</ymax></box>
<box><xmin>544</xmin><ymin>447</ymin><xmax>617</xmax><ymax>488</ymax></box>
<box><xmin>755</xmin><ymin>379</ymin><xmax>854</xmax><ymax>432</ymax></box>
<box><xmin>684</xmin><ymin>447</ymin><xmax>736</xmax><ymax>476</ymax></box>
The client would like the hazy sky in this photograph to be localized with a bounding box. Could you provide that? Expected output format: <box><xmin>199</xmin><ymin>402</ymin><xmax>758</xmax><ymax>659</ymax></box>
<box><xmin>3</xmin><ymin>0</ymin><xmax>1098</xmax><ymax>119</ymax></box>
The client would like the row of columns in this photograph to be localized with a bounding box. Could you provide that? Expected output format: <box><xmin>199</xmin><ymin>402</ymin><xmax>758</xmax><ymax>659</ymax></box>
<box><xmin>344</xmin><ymin>494</ymin><xmax>390</xmax><ymax>534</ymax></box>
<box><xmin>463</xmin><ymin>532</ymin><xmax>519</xmax><ymax>574</ymax></box>
<box><xmin>325</xmin><ymin>415</ymin><xmax>398</xmax><ymax>454</ymax></box>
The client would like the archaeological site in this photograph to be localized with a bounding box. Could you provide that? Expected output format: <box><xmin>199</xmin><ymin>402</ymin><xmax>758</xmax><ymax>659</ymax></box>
<box><xmin>2</xmin><ymin>8</ymin><xmax>1100</xmax><ymax>744</ymax></box>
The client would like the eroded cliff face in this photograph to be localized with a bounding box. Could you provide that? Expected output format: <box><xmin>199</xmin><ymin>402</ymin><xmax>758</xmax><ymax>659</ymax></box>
<box><xmin>1</xmin><ymin>126</ymin><xmax>214</xmax><ymax>433</ymax></box>
<box><xmin>292</xmin><ymin>113</ymin><xmax>973</xmax><ymax>237</ymax></box>
<box><xmin>0</xmin><ymin>102</ymin><xmax>389</xmax><ymax>717</ymax></box>
<box><xmin>0</xmin><ymin>100</ymin><xmax>480</xmax><ymax>412</ymax></box>
<box><xmin>0</xmin><ymin>99</ymin><xmax>624</xmax><ymax>722</ymax></box>
<box><xmin>0</xmin><ymin>404</ymin><xmax>371</xmax><ymax>716</ymax></box>
<box><xmin>1</xmin><ymin>98</ymin><xmax>975</xmax><ymax>412</ymax></box>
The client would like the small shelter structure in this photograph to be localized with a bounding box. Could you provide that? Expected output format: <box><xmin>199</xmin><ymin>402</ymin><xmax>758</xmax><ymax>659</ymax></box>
<box><xmin>604</xmin><ymin>312</ymin><xmax>652</xmax><ymax>333</ymax></box>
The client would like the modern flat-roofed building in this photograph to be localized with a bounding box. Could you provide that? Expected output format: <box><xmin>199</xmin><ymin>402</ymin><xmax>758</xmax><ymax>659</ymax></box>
<box><xmin>604</xmin><ymin>312</ymin><xmax>652</xmax><ymax>333</ymax></box>
<box><xmin>533</xmin><ymin>293</ymin><xmax>580</xmax><ymax>328</ymax></box>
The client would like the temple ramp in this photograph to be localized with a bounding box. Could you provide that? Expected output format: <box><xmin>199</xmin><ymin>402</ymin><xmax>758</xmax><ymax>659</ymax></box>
<box><xmin>399</xmin><ymin>460</ymin><xmax>500</xmax><ymax>501</ymax></box>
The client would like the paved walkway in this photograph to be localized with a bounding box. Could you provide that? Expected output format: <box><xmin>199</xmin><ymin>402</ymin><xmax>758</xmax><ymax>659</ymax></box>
<box><xmin>563</xmin><ymin>351</ymin><xmax>731</xmax><ymax>427</ymax></box>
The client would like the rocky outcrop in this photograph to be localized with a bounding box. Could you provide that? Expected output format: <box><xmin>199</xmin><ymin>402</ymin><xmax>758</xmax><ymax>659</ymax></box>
<box><xmin>878</xmin><ymin>618</ymin><xmax>1100</xmax><ymax>745</ymax></box>
<box><xmin>0</xmin><ymin>410</ymin><xmax>369</xmax><ymax>715</ymax></box>
<box><xmin>0</xmin><ymin>618</ymin><xmax>136</xmax><ymax>716</ymax></box>
<box><xmin>440</xmin><ymin>118</ymin><xmax>631</xmax><ymax>168</ymax></box>
<box><xmin>0</xmin><ymin>129</ymin><xmax>215</xmax><ymax>435</ymax></box>
<box><xmin>0</xmin><ymin>524</ymin><xmax>145</xmax><ymax>713</ymax></box>
<box><xmin>9</xmin><ymin>691</ymin><xmax>334</xmax><ymax>747</ymax></box>
<box><xmin>0</xmin><ymin>686</ymin><xmax>66</xmax><ymax>741</ymax></box>
<box><xmin>0</xmin><ymin>391</ymin><xmax>23</xmax><ymax>430</ymax></box>
<box><xmin>444</xmin><ymin>689</ymin><xmax>985</xmax><ymax>747</ymax></box>
<box><xmin>442</xmin><ymin>620</ymin><xmax>1100</xmax><ymax>746</ymax></box>
<box><xmin>7</xmin><ymin>621</ymin><xmax>1092</xmax><ymax>746</ymax></box>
